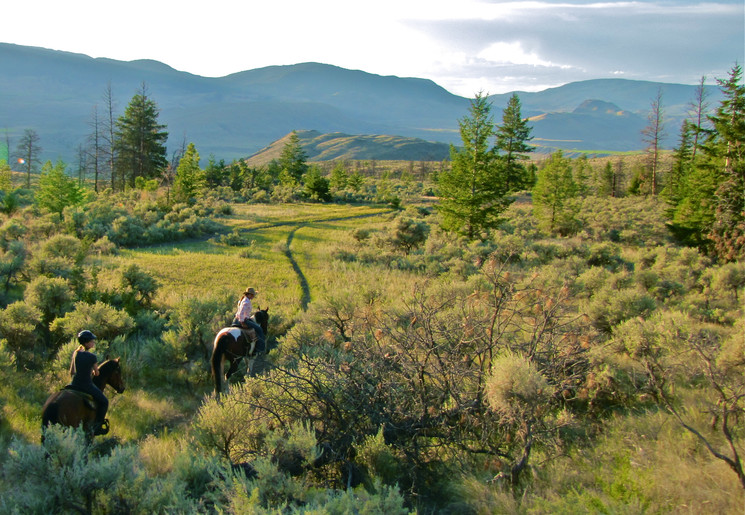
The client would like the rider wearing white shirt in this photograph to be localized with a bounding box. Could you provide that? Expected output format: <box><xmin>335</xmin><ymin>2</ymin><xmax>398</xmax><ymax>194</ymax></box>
<box><xmin>232</xmin><ymin>287</ymin><xmax>265</xmax><ymax>353</ymax></box>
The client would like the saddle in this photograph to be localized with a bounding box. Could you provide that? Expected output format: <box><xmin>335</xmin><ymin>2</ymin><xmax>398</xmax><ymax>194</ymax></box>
<box><xmin>230</xmin><ymin>321</ymin><xmax>258</xmax><ymax>343</ymax></box>
<box><xmin>63</xmin><ymin>385</ymin><xmax>97</xmax><ymax>410</ymax></box>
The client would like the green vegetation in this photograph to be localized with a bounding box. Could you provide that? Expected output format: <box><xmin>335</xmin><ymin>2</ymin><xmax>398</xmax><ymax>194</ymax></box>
<box><xmin>0</xmin><ymin>72</ymin><xmax>742</xmax><ymax>513</ymax></box>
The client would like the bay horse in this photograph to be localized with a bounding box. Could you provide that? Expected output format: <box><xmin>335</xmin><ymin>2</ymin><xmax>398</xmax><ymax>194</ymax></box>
<box><xmin>41</xmin><ymin>358</ymin><xmax>125</xmax><ymax>439</ymax></box>
<box><xmin>211</xmin><ymin>308</ymin><xmax>269</xmax><ymax>395</ymax></box>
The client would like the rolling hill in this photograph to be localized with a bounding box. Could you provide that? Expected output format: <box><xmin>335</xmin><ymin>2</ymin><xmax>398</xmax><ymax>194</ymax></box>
<box><xmin>0</xmin><ymin>43</ymin><xmax>725</xmax><ymax>164</ymax></box>
<box><xmin>245</xmin><ymin>130</ymin><xmax>452</xmax><ymax>166</ymax></box>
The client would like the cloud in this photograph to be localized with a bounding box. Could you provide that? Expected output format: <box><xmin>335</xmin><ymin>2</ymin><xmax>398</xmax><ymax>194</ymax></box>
<box><xmin>1</xmin><ymin>0</ymin><xmax>741</xmax><ymax>96</ymax></box>
<box><xmin>477</xmin><ymin>41</ymin><xmax>574</xmax><ymax>69</ymax></box>
<box><xmin>407</xmin><ymin>0</ymin><xmax>744</xmax><ymax>94</ymax></box>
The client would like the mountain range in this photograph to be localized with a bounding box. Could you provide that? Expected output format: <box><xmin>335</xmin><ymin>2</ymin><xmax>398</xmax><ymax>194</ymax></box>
<box><xmin>0</xmin><ymin>43</ymin><xmax>725</xmax><ymax>165</ymax></box>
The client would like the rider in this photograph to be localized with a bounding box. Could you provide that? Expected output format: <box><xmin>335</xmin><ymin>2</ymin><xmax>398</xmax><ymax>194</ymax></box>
<box><xmin>69</xmin><ymin>330</ymin><xmax>109</xmax><ymax>435</ymax></box>
<box><xmin>232</xmin><ymin>287</ymin><xmax>266</xmax><ymax>354</ymax></box>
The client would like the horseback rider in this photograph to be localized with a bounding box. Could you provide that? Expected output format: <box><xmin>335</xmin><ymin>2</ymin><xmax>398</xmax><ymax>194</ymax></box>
<box><xmin>68</xmin><ymin>330</ymin><xmax>109</xmax><ymax>435</ymax></box>
<box><xmin>232</xmin><ymin>287</ymin><xmax>266</xmax><ymax>354</ymax></box>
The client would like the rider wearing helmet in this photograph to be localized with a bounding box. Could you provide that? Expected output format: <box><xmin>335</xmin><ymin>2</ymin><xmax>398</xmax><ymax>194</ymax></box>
<box><xmin>69</xmin><ymin>330</ymin><xmax>109</xmax><ymax>435</ymax></box>
<box><xmin>232</xmin><ymin>287</ymin><xmax>266</xmax><ymax>353</ymax></box>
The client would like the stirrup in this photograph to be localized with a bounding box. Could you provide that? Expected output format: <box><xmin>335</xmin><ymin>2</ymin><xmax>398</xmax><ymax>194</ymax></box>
<box><xmin>93</xmin><ymin>418</ymin><xmax>110</xmax><ymax>436</ymax></box>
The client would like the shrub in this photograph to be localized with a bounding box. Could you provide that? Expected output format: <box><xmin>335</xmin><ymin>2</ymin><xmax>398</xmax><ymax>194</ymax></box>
<box><xmin>485</xmin><ymin>352</ymin><xmax>553</xmax><ymax>424</ymax></box>
<box><xmin>49</xmin><ymin>300</ymin><xmax>135</xmax><ymax>343</ymax></box>
<box><xmin>584</xmin><ymin>286</ymin><xmax>656</xmax><ymax>334</ymax></box>
<box><xmin>0</xmin><ymin>301</ymin><xmax>41</xmax><ymax>366</ymax></box>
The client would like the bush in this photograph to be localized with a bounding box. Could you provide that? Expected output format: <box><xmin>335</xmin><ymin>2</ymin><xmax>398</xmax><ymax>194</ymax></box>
<box><xmin>50</xmin><ymin>300</ymin><xmax>135</xmax><ymax>343</ymax></box>
<box><xmin>584</xmin><ymin>286</ymin><xmax>656</xmax><ymax>334</ymax></box>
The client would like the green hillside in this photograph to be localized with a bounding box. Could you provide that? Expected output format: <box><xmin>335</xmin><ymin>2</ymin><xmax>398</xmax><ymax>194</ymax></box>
<box><xmin>245</xmin><ymin>130</ymin><xmax>451</xmax><ymax>166</ymax></box>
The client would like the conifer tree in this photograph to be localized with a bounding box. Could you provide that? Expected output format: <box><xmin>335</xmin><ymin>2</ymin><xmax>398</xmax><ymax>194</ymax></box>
<box><xmin>173</xmin><ymin>143</ymin><xmax>205</xmax><ymax>203</ymax></box>
<box><xmin>279</xmin><ymin>131</ymin><xmax>308</xmax><ymax>185</ymax></box>
<box><xmin>663</xmin><ymin>120</ymin><xmax>694</xmax><ymax>211</ymax></box>
<box><xmin>438</xmin><ymin>93</ymin><xmax>510</xmax><ymax>239</ymax></box>
<box><xmin>495</xmin><ymin>93</ymin><xmax>534</xmax><ymax>191</ymax></box>
<box><xmin>35</xmin><ymin>160</ymin><xmax>85</xmax><ymax>214</ymax></box>
<box><xmin>532</xmin><ymin>151</ymin><xmax>579</xmax><ymax>235</ymax></box>
<box><xmin>114</xmin><ymin>83</ymin><xmax>168</xmax><ymax>189</ymax></box>
<box><xmin>707</xmin><ymin>65</ymin><xmax>745</xmax><ymax>261</ymax></box>
<box><xmin>668</xmin><ymin>64</ymin><xmax>745</xmax><ymax>260</ymax></box>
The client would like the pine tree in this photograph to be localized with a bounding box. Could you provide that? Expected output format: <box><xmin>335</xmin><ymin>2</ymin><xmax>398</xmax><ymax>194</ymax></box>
<box><xmin>114</xmin><ymin>83</ymin><xmax>168</xmax><ymax>189</ymax></box>
<box><xmin>495</xmin><ymin>93</ymin><xmax>534</xmax><ymax>192</ymax></box>
<box><xmin>173</xmin><ymin>143</ymin><xmax>205</xmax><ymax>203</ymax></box>
<box><xmin>437</xmin><ymin>93</ymin><xmax>510</xmax><ymax>240</ymax></box>
<box><xmin>532</xmin><ymin>151</ymin><xmax>579</xmax><ymax>235</ymax></box>
<box><xmin>707</xmin><ymin>65</ymin><xmax>745</xmax><ymax>261</ymax></box>
<box><xmin>663</xmin><ymin>120</ymin><xmax>694</xmax><ymax>211</ymax></box>
<box><xmin>279</xmin><ymin>131</ymin><xmax>308</xmax><ymax>185</ymax></box>
<box><xmin>668</xmin><ymin>64</ymin><xmax>745</xmax><ymax>259</ymax></box>
<box><xmin>35</xmin><ymin>160</ymin><xmax>85</xmax><ymax>214</ymax></box>
<box><xmin>596</xmin><ymin>161</ymin><xmax>615</xmax><ymax>197</ymax></box>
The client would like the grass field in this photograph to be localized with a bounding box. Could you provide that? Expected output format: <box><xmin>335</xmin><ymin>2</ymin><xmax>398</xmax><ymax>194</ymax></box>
<box><xmin>104</xmin><ymin>203</ymin><xmax>396</xmax><ymax>322</ymax></box>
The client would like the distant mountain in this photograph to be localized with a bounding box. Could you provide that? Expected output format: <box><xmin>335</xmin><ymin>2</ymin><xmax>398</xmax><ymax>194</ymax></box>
<box><xmin>245</xmin><ymin>130</ymin><xmax>451</xmax><ymax>166</ymax></box>
<box><xmin>0</xmin><ymin>43</ymin><xmax>725</xmax><ymax>164</ymax></box>
<box><xmin>526</xmin><ymin>100</ymin><xmax>647</xmax><ymax>151</ymax></box>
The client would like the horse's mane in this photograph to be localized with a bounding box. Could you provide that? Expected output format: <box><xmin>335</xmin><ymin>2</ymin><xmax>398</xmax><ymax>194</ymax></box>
<box><xmin>98</xmin><ymin>359</ymin><xmax>120</xmax><ymax>375</ymax></box>
<box><xmin>254</xmin><ymin>308</ymin><xmax>269</xmax><ymax>332</ymax></box>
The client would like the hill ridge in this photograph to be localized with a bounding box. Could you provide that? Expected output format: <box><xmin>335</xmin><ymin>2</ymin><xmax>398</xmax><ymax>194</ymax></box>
<box><xmin>0</xmin><ymin>43</ymin><xmax>725</xmax><ymax>163</ymax></box>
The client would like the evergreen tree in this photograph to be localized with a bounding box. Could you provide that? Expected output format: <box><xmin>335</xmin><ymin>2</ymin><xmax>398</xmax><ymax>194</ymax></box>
<box><xmin>495</xmin><ymin>93</ymin><xmax>534</xmax><ymax>192</ymax></box>
<box><xmin>438</xmin><ymin>93</ymin><xmax>510</xmax><ymax>239</ymax></box>
<box><xmin>204</xmin><ymin>155</ymin><xmax>227</xmax><ymax>188</ymax></box>
<box><xmin>596</xmin><ymin>161</ymin><xmax>615</xmax><ymax>197</ymax></box>
<box><xmin>667</xmin><ymin>65</ymin><xmax>745</xmax><ymax>259</ymax></box>
<box><xmin>279</xmin><ymin>131</ymin><xmax>308</xmax><ymax>185</ymax></box>
<box><xmin>707</xmin><ymin>65</ymin><xmax>745</xmax><ymax>261</ymax></box>
<box><xmin>35</xmin><ymin>160</ymin><xmax>85</xmax><ymax>214</ymax></box>
<box><xmin>329</xmin><ymin>162</ymin><xmax>349</xmax><ymax>190</ymax></box>
<box><xmin>173</xmin><ymin>143</ymin><xmax>205</xmax><ymax>203</ymax></box>
<box><xmin>532</xmin><ymin>151</ymin><xmax>579</xmax><ymax>235</ymax></box>
<box><xmin>573</xmin><ymin>155</ymin><xmax>591</xmax><ymax>197</ymax></box>
<box><xmin>663</xmin><ymin>120</ymin><xmax>694</xmax><ymax>210</ymax></box>
<box><xmin>303</xmin><ymin>166</ymin><xmax>331</xmax><ymax>201</ymax></box>
<box><xmin>114</xmin><ymin>84</ymin><xmax>168</xmax><ymax>189</ymax></box>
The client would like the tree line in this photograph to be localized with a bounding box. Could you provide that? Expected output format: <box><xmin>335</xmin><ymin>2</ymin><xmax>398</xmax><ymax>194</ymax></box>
<box><xmin>438</xmin><ymin>65</ymin><xmax>744</xmax><ymax>264</ymax></box>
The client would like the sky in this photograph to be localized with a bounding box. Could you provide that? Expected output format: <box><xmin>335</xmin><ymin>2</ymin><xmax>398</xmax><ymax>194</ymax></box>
<box><xmin>2</xmin><ymin>0</ymin><xmax>743</xmax><ymax>97</ymax></box>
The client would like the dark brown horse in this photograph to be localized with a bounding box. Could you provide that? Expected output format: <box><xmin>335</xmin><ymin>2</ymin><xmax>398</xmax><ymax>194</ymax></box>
<box><xmin>41</xmin><ymin>358</ymin><xmax>125</xmax><ymax>439</ymax></box>
<box><xmin>211</xmin><ymin>308</ymin><xmax>269</xmax><ymax>395</ymax></box>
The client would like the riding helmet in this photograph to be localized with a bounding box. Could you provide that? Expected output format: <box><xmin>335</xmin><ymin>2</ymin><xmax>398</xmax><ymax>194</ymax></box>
<box><xmin>77</xmin><ymin>330</ymin><xmax>97</xmax><ymax>343</ymax></box>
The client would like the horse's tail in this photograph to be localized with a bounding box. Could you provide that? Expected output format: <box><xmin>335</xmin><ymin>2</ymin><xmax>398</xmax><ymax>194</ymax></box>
<box><xmin>211</xmin><ymin>332</ymin><xmax>227</xmax><ymax>395</ymax></box>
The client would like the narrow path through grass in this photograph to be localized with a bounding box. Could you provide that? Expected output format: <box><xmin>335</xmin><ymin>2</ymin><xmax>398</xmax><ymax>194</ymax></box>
<box><xmin>284</xmin><ymin>225</ymin><xmax>311</xmax><ymax>310</ymax></box>
<box><xmin>247</xmin><ymin>209</ymin><xmax>395</xmax><ymax>312</ymax></box>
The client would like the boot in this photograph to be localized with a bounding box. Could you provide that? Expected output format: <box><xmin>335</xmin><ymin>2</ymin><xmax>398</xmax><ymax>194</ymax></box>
<box><xmin>93</xmin><ymin>418</ymin><xmax>109</xmax><ymax>436</ymax></box>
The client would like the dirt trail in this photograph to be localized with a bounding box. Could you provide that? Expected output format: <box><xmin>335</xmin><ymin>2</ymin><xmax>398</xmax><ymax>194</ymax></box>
<box><xmin>249</xmin><ymin>210</ymin><xmax>393</xmax><ymax>313</ymax></box>
<box><xmin>284</xmin><ymin>225</ymin><xmax>311</xmax><ymax>311</ymax></box>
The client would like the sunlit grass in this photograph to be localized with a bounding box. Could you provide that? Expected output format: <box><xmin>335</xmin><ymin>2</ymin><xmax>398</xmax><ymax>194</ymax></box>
<box><xmin>102</xmin><ymin>204</ymin><xmax>396</xmax><ymax>322</ymax></box>
<box><xmin>109</xmin><ymin>388</ymin><xmax>187</xmax><ymax>442</ymax></box>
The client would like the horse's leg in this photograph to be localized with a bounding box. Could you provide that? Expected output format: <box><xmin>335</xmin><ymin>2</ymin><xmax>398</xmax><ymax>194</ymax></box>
<box><xmin>211</xmin><ymin>335</ymin><xmax>228</xmax><ymax>395</ymax></box>
<box><xmin>225</xmin><ymin>357</ymin><xmax>241</xmax><ymax>384</ymax></box>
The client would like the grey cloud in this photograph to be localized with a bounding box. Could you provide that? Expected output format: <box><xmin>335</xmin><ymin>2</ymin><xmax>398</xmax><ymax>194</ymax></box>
<box><xmin>410</xmin><ymin>1</ymin><xmax>743</xmax><ymax>89</ymax></box>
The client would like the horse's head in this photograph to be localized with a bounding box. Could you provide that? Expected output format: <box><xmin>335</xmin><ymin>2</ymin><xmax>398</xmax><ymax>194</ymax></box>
<box><xmin>99</xmin><ymin>358</ymin><xmax>125</xmax><ymax>394</ymax></box>
<box><xmin>254</xmin><ymin>307</ymin><xmax>269</xmax><ymax>334</ymax></box>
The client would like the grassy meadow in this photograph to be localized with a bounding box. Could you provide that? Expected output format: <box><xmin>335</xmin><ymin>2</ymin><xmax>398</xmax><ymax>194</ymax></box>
<box><xmin>0</xmin><ymin>169</ymin><xmax>742</xmax><ymax>513</ymax></box>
